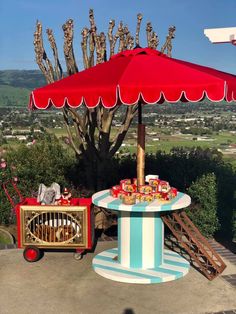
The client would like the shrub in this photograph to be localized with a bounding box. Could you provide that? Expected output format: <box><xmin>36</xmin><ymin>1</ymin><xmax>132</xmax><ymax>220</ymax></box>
<box><xmin>186</xmin><ymin>173</ymin><xmax>219</xmax><ymax>238</ymax></box>
<box><xmin>145</xmin><ymin>147</ymin><xmax>236</xmax><ymax>239</ymax></box>
<box><xmin>0</xmin><ymin>134</ymin><xmax>75</xmax><ymax>224</ymax></box>
<box><xmin>6</xmin><ymin>134</ymin><xmax>74</xmax><ymax>191</ymax></box>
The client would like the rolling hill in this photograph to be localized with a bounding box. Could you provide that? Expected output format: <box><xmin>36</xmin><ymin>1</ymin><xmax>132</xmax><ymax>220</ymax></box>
<box><xmin>0</xmin><ymin>70</ymin><xmax>46</xmax><ymax>107</ymax></box>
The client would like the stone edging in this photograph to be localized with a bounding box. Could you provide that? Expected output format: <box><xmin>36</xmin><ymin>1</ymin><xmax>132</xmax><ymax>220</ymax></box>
<box><xmin>0</xmin><ymin>243</ymin><xmax>17</xmax><ymax>250</ymax></box>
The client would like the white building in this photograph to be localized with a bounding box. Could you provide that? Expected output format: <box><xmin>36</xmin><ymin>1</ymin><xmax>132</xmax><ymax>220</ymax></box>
<box><xmin>204</xmin><ymin>27</ymin><xmax>236</xmax><ymax>45</ymax></box>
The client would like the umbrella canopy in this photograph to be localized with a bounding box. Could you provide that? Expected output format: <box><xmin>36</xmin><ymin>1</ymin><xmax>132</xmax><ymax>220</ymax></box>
<box><xmin>29</xmin><ymin>47</ymin><xmax>236</xmax><ymax>110</ymax></box>
<box><xmin>29</xmin><ymin>47</ymin><xmax>236</xmax><ymax>187</ymax></box>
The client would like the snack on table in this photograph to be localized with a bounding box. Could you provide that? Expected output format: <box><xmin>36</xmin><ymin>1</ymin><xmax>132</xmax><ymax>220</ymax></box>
<box><xmin>145</xmin><ymin>174</ymin><xmax>159</xmax><ymax>182</ymax></box>
<box><xmin>133</xmin><ymin>192</ymin><xmax>143</xmax><ymax>202</ymax></box>
<box><xmin>110</xmin><ymin>185</ymin><xmax>122</xmax><ymax>198</ymax></box>
<box><xmin>122</xmin><ymin>194</ymin><xmax>136</xmax><ymax>205</ymax></box>
<box><xmin>120</xmin><ymin>179</ymin><xmax>131</xmax><ymax>190</ymax></box>
<box><xmin>149</xmin><ymin>178</ymin><xmax>160</xmax><ymax>188</ymax></box>
<box><xmin>158</xmin><ymin>180</ymin><xmax>170</xmax><ymax>193</ymax></box>
<box><xmin>111</xmin><ymin>176</ymin><xmax>178</xmax><ymax>204</ymax></box>
<box><xmin>140</xmin><ymin>194</ymin><xmax>153</xmax><ymax>202</ymax></box>
<box><xmin>139</xmin><ymin>185</ymin><xmax>153</xmax><ymax>194</ymax></box>
<box><xmin>152</xmin><ymin>192</ymin><xmax>163</xmax><ymax>200</ymax></box>
<box><xmin>161</xmin><ymin>192</ymin><xmax>169</xmax><ymax>201</ymax></box>
<box><xmin>123</xmin><ymin>184</ymin><xmax>137</xmax><ymax>193</ymax></box>
<box><xmin>168</xmin><ymin>187</ymin><xmax>178</xmax><ymax>199</ymax></box>
<box><xmin>118</xmin><ymin>190</ymin><xmax>129</xmax><ymax>199</ymax></box>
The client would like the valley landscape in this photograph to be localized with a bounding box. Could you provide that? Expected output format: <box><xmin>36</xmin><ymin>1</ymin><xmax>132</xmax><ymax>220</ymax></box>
<box><xmin>1</xmin><ymin>70</ymin><xmax>236</xmax><ymax>167</ymax></box>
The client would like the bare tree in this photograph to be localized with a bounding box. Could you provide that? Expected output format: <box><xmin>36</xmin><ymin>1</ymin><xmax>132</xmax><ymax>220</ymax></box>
<box><xmin>34</xmin><ymin>10</ymin><xmax>175</xmax><ymax>190</ymax></box>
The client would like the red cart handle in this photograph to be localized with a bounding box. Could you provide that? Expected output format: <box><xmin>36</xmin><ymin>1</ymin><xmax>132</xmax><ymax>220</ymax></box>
<box><xmin>1</xmin><ymin>179</ymin><xmax>24</xmax><ymax>208</ymax></box>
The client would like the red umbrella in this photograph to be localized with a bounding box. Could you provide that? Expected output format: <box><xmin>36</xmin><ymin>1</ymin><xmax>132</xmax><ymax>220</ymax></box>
<box><xmin>29</xmin><ymin>47</ymin><xmax>236</xmax><ymax>185</ymax></box>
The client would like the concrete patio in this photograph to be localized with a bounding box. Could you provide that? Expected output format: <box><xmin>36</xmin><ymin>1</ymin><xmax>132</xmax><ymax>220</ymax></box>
<box><xmin>0</xmin><ymin>241</ymin><xmax>236</xmax><ymax>314</ymax></box>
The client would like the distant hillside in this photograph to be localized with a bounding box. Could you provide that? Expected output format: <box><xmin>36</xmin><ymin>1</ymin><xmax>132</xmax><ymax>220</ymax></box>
<box><xmin>0</xmin><ymin>85</ymin><xmax>30</xmax><ymax>107</ymax></box>
<box><xmin>0</xmin><ymin>70</ymin><xmax>46</xmax><ymax>107</ymax></box>
<box><xmin>0</xmin><ymin>70</ymin><xmax>234</xmax><ymax>109</ymax></box>
<box><xmin>0</xmin><ymin>70</ymin><xmax>46</xmax><ymax>89</ymax></box>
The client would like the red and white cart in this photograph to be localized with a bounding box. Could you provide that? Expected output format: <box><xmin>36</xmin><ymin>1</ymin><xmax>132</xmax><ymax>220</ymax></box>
<box><xmin>2</xmin><ymin>179</ymin><xmax>94</xmax><ymax>262</ymax></box>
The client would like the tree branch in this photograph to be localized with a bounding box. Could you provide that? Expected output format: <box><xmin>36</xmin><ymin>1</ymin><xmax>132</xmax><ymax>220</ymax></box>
<box><xmin>96</xmin><ymin>105</ymin><xmax>103</xmax><ymax>132</ymax></box>
<box><xmin>150</xmin><ymin>31</ymin><xmax>159</xmax><ymax>49</ymax></box>
<box><xmin>117</xmin><ymin>21</ymin><xmax>125</xmax><ymax>53</ymax></box>
<box><xmin>108</xmin><ymin>19</ymin><xmax>115</xmax><ymax>58</ymax></box>
<box><xmin>161</xmin><ymin>25</ymin><xmax>176</xmax><ymax>57</ymax></box>
<box><xmin>123</xmin><ymin>25</ymin><xmax>132</xmax><ymax>50</ymax></box>
<box><xmin>88</xmin><ymin>9</ymin><xmax>96</xmax><ymax>67</ymax></box>
<box><xmin>99</xmin><ymin>32</ymin><xmax>107</xmax><ymax>62</ymax></box>
<box><xmin>62</xmin><ymin>19</ymin><xmax>78</xmax><ymax>74</ymax></box>
<box><xmin>81</xmin><ymin>27</ymin><xmax>89</xmax><ymax>69</ymax></box>
<box><xmin>127</xmin><ymin>35</ymin><xmax>134</xmax><ymax>50</ymax></box>
<box><xmin>146</xmin><ymin>22</ymin><xmax>152</xmax><ymax>48</ymax></box>
<box><xmin>46</xmin><ymin>28</ymin><xmax>63</xmax><ymax>80</ymax></box>
<box><xmin>95</xmin><ymin>33</ymin><xmax>103</xmax><ymax>64</ymax></box>
<box><xmin>62</xmin><ymin>108</ymin><xmax>84</xmax><ymax>155</ymax></box>
<box><xmin>111</xmin><ymin>24</ymin><xmax>121</xmax><ymax>55</ymax></box>
<box><xmin>135</xmin><ymin>13</ymin><xmax>143</xmax><ymax>47</ymax></box>
<box><xmin>68</xmin><ymin>108</ymin><xmax>86</xmax><ymax>134</ymax></box>
<box><xmin>109</xmin><ymin>105</ymin><xmax>138</xmax><ymax>157</ymax></box>
<box><xmin>34</xmin><ymin>21</ymin><xmax>54</xmax><ymax>83</ymax></box>
<box><xmin>87</xmin><ymin>108</ymin><xmax>97</xmax><ymax>146</ymax></box>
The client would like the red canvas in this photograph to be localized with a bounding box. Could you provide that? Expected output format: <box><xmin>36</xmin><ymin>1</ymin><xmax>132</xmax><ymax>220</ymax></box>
<box><xmin>29</xmin><ymin>47</ymin><xmax>236</xmax><ymax>109</ymax></box>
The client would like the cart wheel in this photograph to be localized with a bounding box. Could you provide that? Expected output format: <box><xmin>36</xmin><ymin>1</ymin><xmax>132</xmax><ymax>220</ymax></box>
<box><xmin>23</xmin><ymin>246</ymin><xmax>41</xmax><ymax>262</ymax></box>
<box><xmin>74</xmin><ymin>252</ymin><xmax>83</xmax><ymax>260</ymax></box>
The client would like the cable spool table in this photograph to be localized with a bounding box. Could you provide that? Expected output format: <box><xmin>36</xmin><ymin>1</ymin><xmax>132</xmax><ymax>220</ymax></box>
<box><xmin>92</xmin><ymin>189</ymin><xmax>191</xmax><ymax>284</ymax></box>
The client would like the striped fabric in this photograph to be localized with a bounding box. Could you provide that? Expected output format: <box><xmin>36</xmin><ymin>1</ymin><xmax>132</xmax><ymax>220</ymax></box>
<box><xmin>93</xmin><ymin>248</ymin><xmax>190</xmax><ymax>284</ymax></box>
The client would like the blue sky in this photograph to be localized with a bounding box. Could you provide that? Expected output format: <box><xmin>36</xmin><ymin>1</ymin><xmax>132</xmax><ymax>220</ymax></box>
<box><xmin>1</xmin><ymin>0</ymin><xmax>236</xmax><ymax>73</ymax></box>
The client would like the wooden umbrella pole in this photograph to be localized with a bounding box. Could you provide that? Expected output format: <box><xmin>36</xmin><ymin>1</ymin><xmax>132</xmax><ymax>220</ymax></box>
<box><xmin>137</xmin><ymin>102</ymin><xmax>145</xmax><ymax>187</ymax></box>
<box><xmin>137</xmin><ymin>124</ymin><xmax>145</xmax><ymax>187</ymax></box>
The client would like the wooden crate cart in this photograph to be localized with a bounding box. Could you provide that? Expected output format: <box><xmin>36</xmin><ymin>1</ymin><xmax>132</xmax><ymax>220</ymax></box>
<box><xmin>2</xmin><ymin>180</ymin><xmax>94</xmax><ymax>262</ymax></box>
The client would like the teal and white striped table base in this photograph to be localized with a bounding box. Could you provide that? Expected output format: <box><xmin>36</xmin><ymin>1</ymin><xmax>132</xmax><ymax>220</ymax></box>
<box><xmin>93</xmin><ymin>248</ymin><xmax>190</xmax><ymax>284</ymax></box>
<box><xmin>92</xmin><ymin>189</ymin><xmax>191</xmax><ymax>284</ymax></box>
<box><xmin>118</xmin><ymin>211</ymin><xmax>165</xmax><ymax>268</ymax></box>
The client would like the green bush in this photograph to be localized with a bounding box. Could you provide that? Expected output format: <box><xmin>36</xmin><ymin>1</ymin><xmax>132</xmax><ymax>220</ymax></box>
<box><xmin>1</xmin><ymin>142</ymin><xmax>235</xmax><ymax>240</ymax></box>
<box><xmin>144</xmin><ymin>147</ymin><xmax>236</xmax><ymax>239</ymax></box>
<box><xmin>7</xmin><ymin>134</ymin><xmax>74</xmax><ymax>191</ymax></box>
<box><xmin>186</xmin><ymin>173</ymin><xmax>219</xmax><ymax>238</ymax></box>
<box><xmin>115</xmin><ymin>147</ymin><xmax>235</xmax><ymax>239</ymax></box>
<box><xmin>0</xmin><ymin>134</ymin><xmax>75</xmax><ymax>224</ymax></box>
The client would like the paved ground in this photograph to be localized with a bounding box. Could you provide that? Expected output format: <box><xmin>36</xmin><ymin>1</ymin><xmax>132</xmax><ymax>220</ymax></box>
<box><xmin>0</xmin><ymin>241</ymin><xmax>236</xmax><ymax>314</ymax></box>
<box><xmin>207</xmin><ymin>239</ymin><xmax>236</xmax><ymax>290</ymax></box>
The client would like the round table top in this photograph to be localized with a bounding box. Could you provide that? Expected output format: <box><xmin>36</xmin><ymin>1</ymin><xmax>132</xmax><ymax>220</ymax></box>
<box><xmin>92</xmin><ymin>189</ymin><xmax>191</xmax><ymax>213</ymax></box>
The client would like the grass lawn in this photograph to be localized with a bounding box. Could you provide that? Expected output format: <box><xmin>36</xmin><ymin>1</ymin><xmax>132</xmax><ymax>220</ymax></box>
<box><xmin>0</xmin><ymin>228</ymin><xmax>14</xmax><ymax>245</ymax></box>
<box><xmin>4</xmin><ymin>127</ymin><xmax>236</xmax><ymax>168</ymax></box>
<box><xmin>46</xmin><ymin>127</ymin><xmax>68</xmax><ymax>137</ymax></box>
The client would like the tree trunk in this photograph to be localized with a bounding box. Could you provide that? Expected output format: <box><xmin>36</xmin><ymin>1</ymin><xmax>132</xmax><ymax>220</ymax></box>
<box><xmin>78</xmin><ymin>152</ymin><xmax>114</xmax><ymax>191</ymax></box>
<box><xmin>33</xmin><ymin>12</ymin><xmax>176</xmax><ymax>192</ymax></box>
<box><xmin>96</xmin><ymin>157</ymin><xmax>112</xmax><ymax>190</ymax></box>
<box><xmin>78</xmin><ymin>150</ymin><xmax>97</xmax><ymax>191</ymax></box>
